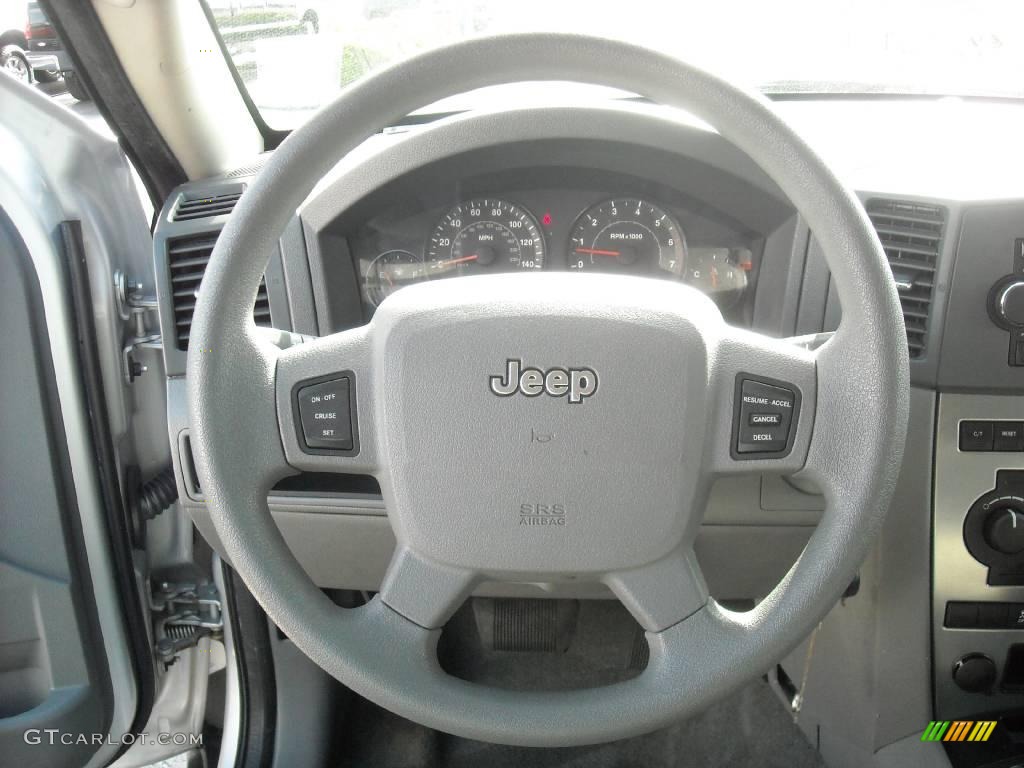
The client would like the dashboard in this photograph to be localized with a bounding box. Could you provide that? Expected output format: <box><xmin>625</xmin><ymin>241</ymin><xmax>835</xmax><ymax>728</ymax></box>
<box><xmin>152</xmin><ymin>97</ymin><xmax>1024</xmax><ymax>763</ymax></box>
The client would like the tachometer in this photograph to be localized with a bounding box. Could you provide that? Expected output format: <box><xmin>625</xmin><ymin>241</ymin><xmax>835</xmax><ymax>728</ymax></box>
<box><xmin>426</xmin><ymin>199</ymin><xmax>544</xmax><ymax>276</ymax></box>
<box><xmin>569</xmin><ymin>198</ymin><xmax>686</xmax><ymax>277</ymax></box>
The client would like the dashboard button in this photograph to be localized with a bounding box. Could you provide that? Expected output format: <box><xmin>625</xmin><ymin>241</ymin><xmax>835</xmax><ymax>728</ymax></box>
<box><xmin>297</xmin><ymin>377</ymin><xmax>353</xmax><ymax>450</ymax></box>
<box><xmin>945</xmin><ymin>602</ymin><xmax>978</xmax><ymax>629</ymax></box>
<box><xmin>1008</xmin><ymin>604</ymin><xmax>1024</xmax><ymax>630</ymax></box>
<box><xmin>978</xmin><ymin>603</ymin><xmax>1009</xmax><ymax>629</ymax></box>
<box><xmin>952</xmin><ymin>654</ymin><xmax>997</xmax><ymax>693</ymax></box>
<box><xmin>994</xmin><ymin>422</ymin><xmax>1024</xmax><ymax>452</ymax></box>
<box><xmin>959</xmin><ymin>421</ymin><xmax>994</xmax><ymax>451</ymax></box>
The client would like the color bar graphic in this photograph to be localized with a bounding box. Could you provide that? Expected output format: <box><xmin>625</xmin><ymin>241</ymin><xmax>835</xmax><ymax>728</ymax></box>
<box><xmin>921</xmin><ymin>721</ymin><xmax>997</xmax><ymax>742</ymax></box>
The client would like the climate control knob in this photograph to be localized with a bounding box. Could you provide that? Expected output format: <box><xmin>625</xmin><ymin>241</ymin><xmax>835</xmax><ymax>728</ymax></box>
<box><xmin>985</xmin><ymin>507</ymin><xmax>1024</xmax><ymax>555</ymax></box>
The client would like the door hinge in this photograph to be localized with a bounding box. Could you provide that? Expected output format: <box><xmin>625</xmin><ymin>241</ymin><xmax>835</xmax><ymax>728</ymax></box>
<box><xmin>114</xmin><ymin>269</ymin><xmax>162</xmax><ymax>384</ymax></box>
<box><xmin>150</xmin><ymin>580</ymin><xmax>223</xmax><ymax>665</ymax></box>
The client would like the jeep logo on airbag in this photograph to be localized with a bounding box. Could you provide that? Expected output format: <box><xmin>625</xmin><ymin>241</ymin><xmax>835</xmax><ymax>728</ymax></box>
<box><xmin>489</xmin><ymin>359</ymin><xmax>598</xmax><ymax>404</ymax></box>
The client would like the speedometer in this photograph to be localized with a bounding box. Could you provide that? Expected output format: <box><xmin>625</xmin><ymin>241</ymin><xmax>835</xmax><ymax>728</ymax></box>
<box><xmin>568</xmin><ymin>198</ymin><xmax>686</xmax><ymax>278</ymax></box>
<box><xmin>426</xmin><ymin>199</ymin><xmax>544</xmax><ymax>277</ymax></box>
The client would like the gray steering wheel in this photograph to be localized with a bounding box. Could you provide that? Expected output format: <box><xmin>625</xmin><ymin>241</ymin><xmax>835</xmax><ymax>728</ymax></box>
<box><xmin>188</xmin><ymin>34</ymin><xmax>908</xmax><ymax>747</ymax></box>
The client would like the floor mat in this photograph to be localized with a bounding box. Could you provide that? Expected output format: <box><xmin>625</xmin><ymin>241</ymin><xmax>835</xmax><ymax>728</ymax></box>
<box><xmin>337</xmin><ymin>680</ymin><xmax>823</xmax><ymax>768</ymax></box>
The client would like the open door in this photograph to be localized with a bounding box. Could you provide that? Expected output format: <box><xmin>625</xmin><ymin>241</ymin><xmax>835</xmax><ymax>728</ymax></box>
<box><xmin>0</xmin><ymin>74</ymin><xmax>154</xmax><ymax>766</ymax></box>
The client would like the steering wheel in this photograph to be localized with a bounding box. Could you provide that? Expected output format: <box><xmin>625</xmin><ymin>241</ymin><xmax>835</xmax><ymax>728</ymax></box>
<box><xmin>188</xmin><ymin>34</ymin><xmax>908</xmax><ymax>746</ymax></box>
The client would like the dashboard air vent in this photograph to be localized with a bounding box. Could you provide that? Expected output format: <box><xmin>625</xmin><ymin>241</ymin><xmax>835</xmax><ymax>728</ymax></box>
<box><xmin>166</xmin><ymin>234</ymin><xmax>272</xmax><ymax>350</ymax></box>
<box><xmin>866</xmin><ymin>199</ymin><xmax>946</xmax><ymax>359</ymax></box>
<box><xmin>172</xmin><ymin>188</ymin><xmax>243</xmax><ymax>222</ymax></box>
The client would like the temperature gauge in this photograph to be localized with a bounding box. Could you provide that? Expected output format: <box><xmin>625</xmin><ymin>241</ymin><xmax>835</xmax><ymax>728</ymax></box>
<box><xmin>686</xmin><ymin>247</ymin><xmax>751</xmax><ymax>309</ymax></box>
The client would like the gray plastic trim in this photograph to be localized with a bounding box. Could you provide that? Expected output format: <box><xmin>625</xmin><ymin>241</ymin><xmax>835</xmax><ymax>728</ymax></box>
<box><xmin>187</xmin><ymin>505</ymin><xmax>814</xmax><ymax>604</ymax></box>
<box><xmin>300</xmin><ymin>103</ymin><xmax>788</xmax><ymax>234</ymax></box>
<box><xmin>267</xmin><ymin>629</ymin><xmax>334</xmax><ymax>768</ymax></box>
<box><xmin>278</xmin><ymin>215</ymin><xmax>317</xmax><ymax>335</ymax></box>
<box><xmin>753</xmin><ymin>214</ymin><xmax>809</xmax><ymax>337</ymax></box>
<box><xmin>213</xmin><ymin>557</ymin><xmax>242</xmax><ymax>768</ymax></box>
<box><xmin>795</xmin><ymin>235</ymin><xmax>830</xmax><ymax>336</ymax></box>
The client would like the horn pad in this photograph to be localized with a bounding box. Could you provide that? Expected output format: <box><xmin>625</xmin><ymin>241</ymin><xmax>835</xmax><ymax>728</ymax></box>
<box><xmin>371</xmin><ymin>272</ymin><xmax>720</xmax><ymax>578</ymax></box>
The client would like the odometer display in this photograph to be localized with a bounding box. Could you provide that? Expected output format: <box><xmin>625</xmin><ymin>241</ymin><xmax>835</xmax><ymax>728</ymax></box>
<box><xmin>569</xmin><ymin>198</ymin><xmax>686</xmax><ymax>278</ymax></box>
<box><xmin>426</xmin><ymin>199</ymin><xmax>544</xmax><ymax>277</ymax></box>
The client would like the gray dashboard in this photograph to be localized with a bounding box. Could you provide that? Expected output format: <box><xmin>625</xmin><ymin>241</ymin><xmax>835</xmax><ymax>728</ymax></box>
<box><xmin>151</xmin><ymin>98</ymin><xmax>1024</xmax><ymax>738</ymax></box>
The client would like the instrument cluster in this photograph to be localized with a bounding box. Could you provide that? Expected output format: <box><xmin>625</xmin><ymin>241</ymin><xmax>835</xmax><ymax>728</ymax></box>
<box><xmin>358</xmin><ymin>192</ymin><xmax>756</xmax><ymax>314</ymax></box>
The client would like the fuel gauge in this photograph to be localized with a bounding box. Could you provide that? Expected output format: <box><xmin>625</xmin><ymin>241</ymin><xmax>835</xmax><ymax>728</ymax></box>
<box><xmin>686</xmin><ymin>247</ymin><xmax>751</xmax><ymax>309</ymax></box>
<box><xmin>364</xmin><ymin>249</ymin><xmax>426</xmax><ymax>307</ymax></box>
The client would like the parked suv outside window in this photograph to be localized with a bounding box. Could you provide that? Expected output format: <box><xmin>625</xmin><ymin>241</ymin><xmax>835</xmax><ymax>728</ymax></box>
<box><xmin>0</xmin><ymin>1</ymin><xmax>88</xmax><ymax>100</ymax></box>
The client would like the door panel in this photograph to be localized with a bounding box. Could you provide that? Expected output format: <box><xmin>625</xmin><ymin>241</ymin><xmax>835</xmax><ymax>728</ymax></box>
<box><xmin>0</xmin><ymin>208</ymin><xmax>115</xmax><ymax>764</ymax></box>
<box><xmin>0</xmin><ymin>74</ymin><xmax>152</xmax><ymax>767</ymax></box>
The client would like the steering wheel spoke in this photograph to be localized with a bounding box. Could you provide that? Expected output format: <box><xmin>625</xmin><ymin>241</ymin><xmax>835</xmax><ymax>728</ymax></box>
<box><xmin>605</xmin><ymin>549</ymin><xmax>708</xmax><ymax>632</ymax></box>
<box><xmin>378</xmin><ymin>547</ymin><xmax>478</xmax><ymax>629</ymax></box>
<box><xmin>275</xmin><ymin>326</ymin><xmax>379</xmax><ymax>475</ymax></box>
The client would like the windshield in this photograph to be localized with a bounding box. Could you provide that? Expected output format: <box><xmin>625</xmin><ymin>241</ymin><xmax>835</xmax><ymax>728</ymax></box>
<box><xmin>208</xmin><ymin>0</ymin><xmax>1024</xmax><ymax>130</ymax></box>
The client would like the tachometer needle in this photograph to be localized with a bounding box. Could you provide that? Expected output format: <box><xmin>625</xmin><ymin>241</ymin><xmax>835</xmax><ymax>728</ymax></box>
<box><xmin>436</xmin><ymin>254</ymin><xmax>479</xmax><ymax>268</ymax></box>
<box><xmin>574</xmin><ymin>247</ymin><xmax>621</xmax><ymax>258</ymax></box>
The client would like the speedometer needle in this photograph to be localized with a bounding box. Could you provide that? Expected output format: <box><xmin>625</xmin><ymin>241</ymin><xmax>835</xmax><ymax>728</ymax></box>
<box><xmin>575</xmin><ymin>247</ymin><xmax>621</xmax><ymax>258</ymax></box>
<box><xmin>436</xmin><ymin>254</ymin><xmax>479</xmax><ymax>268</ymax></box>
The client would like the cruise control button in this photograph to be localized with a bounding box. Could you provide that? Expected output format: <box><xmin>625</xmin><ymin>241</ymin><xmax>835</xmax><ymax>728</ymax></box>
<box><xmin>297</xmin><ymin>377</ymin><xmax>353</xmax><ymax>450</ymax></box>
<box><xmin>735</xmin><ymin>379</ymin><xmax>797</xmax><ymax>455</ymax></box>
<box><xmin>740</xmin><ymin>383</ymin><xmax>794</xmax><ymax>412</ymax></box>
